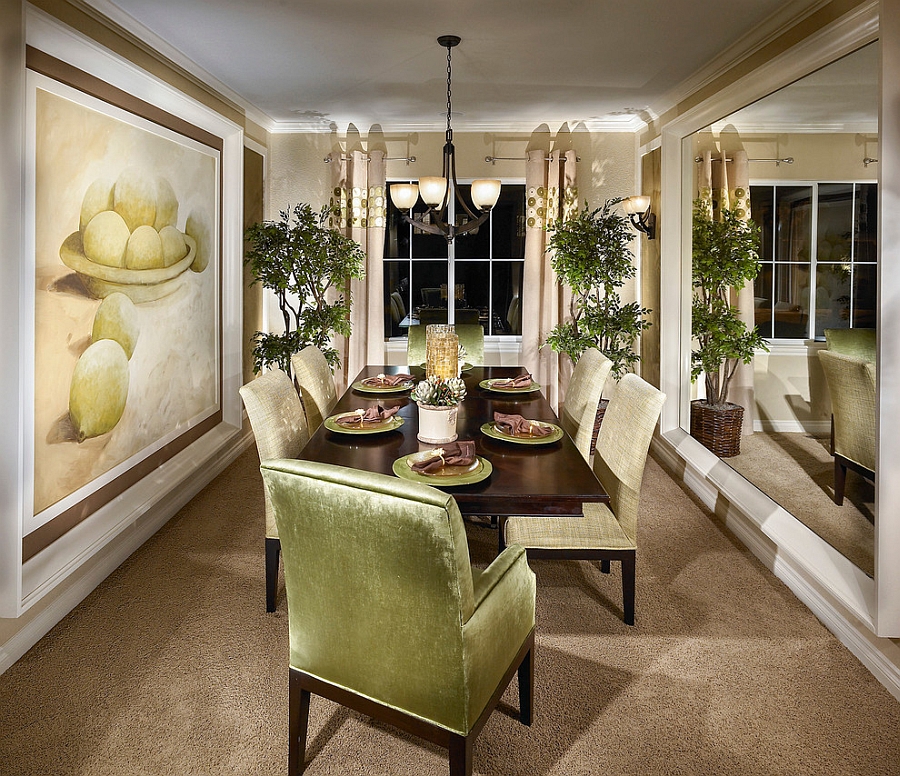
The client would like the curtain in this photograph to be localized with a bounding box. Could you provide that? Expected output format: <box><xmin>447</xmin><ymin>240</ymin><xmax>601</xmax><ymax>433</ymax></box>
<box><xmin>521</xmin><ymin>147</ymin><xmax>578</xmax><ymax>412</ymax></box>
<box><xmin>695</xmin><ymin>128</ymin><xmax>756</xmax><ymax>434</ymax></box>
<box><xmin>328</xmin><ymin>148</ymin><xmax>386</xmax><ymax>388</ymax></box>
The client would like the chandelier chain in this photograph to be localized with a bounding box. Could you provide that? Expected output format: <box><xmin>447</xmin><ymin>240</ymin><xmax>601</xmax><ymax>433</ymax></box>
<box><xmin>446</xmin><ymin>43</ymin><xmax>453</xmax><ymax>143</ymax></box>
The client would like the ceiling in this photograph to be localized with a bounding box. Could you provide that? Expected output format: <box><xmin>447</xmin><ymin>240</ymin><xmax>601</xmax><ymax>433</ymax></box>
<box><xmin>82</xmin><ymin>0</ymin><xmax>811</xmax><ymax>133</ymax></box>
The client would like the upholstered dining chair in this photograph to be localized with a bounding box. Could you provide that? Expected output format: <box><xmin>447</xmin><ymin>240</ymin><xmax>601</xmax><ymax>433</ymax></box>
<box><xmin>406</xmin><ymin>323</ymin><xmax>485</xmax><ymax>367</ymax></box>
<box><xmin>239</xmin><ymin>369</ymin><xmax>310</xmax><ymax>612</ymax></box>
<box><xmin>818</xmin><ymin>349</ymin><xmax>876</xmax><ymax>505</ymax></box>
<box><xmin>559</xmin><ymin>347</ymin><xmax>613</xmax><ymax>461</ymax></box>
<box><xmin>504</xmin><ymin>373</ymin><xmax>665</xmax><ymax>626</ymax></box>
<box><xmin>260</xmin><ymin>459</ymin><xmax>536</xmax><ymax>776</ymax></box>
<box><xmin>824</xmin><ymin>327</ymin><xmax>876</xmax><ymax>363</ymax></box>
<box><xmin>290</xmin><ymin>345</ymin><xmax>337</xmax><ymax>433</ymax></box>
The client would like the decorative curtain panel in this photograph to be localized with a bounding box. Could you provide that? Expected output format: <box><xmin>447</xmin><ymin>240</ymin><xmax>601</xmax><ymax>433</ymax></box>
<box><xmin>696</xmin><ymin>133</ymin><xmax>756</xmax><ymax>434</ymax></box>
<box><xmin>328</xmin><ymin>149</ymin><xmax>386</xmax><ymax>388</ymax></box>
<box><xmin>521</xmin><ymin>148</ymin><xmax>578</xmax><ymax>412</ymax></box>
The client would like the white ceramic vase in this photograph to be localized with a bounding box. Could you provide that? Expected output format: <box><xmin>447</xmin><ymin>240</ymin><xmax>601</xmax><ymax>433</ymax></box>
<box><xmin>417</xmin><ymin>402</ymin><xmax>459</xmax><ymax>444</ymax></box>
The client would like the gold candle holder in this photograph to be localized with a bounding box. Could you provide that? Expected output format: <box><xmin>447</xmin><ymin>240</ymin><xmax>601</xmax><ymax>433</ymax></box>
<box><xmin>425</xmin><ymin>324</ymin><xmax>458</xmax><ymax>380</ymax></box>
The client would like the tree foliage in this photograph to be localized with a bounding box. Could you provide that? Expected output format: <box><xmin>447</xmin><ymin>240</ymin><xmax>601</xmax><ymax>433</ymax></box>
<box><xmin>691</xmin><ymin>201</ymin><xmax>768</xmax><ymax>406</ymax></box>
<box><xmin>244</xmin><ymin>203</ymin><xmax>366</xmax><ymax>374</ymax></box>
<box><xmin>543</xmin><ymin>199</ymin><xmax>651</xmax><ymax>377</ymax></box>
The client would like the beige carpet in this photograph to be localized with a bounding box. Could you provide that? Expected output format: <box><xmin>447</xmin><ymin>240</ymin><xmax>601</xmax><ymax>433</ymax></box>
<box><xmin>1</xmin><ymin>446</ymin><xmax>898</xmax><ymax>775</ymax></box>
<box><xmin>727</xmin><ymin>432</ymin><xmax>875</xmax><ymax>576</ymax></box>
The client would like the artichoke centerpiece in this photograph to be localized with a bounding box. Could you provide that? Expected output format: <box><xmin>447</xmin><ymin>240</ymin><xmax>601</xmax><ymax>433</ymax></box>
<box><xmin>411</xmin><ymin>375</ymin><xmax>466</xmax><ymax>444</ymax></box>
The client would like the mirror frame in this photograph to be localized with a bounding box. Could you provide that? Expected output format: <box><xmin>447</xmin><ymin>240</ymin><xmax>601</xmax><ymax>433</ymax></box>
<box><xmin>655</xmin><ymin>1</ymin><xmax>900</xmax><ymax>637</ymax></box>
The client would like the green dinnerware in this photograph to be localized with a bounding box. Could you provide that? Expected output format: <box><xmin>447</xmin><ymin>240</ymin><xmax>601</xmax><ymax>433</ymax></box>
<box><xmin>478</xmin><ymin>378</ymin><xmax>541</xmax><ymax>394</ymax></box>
<box><xmin>324</xmin><ymin>413</ymin><xmax>405</xmax><ymax>435</ymax></box>
<box><xmin>352</xmin><ymin>378</ymin><xmax>415</xmax><ymax>394</ymax></box>
<box><xmin>480</xmin><ymin>421</ymin><xmax>563</xmax><ymax>445</ymax></box>
<box><xmin>392</xmin><ymin>452</ymin><xmax>493</xmax><ymax>486</ymax></box>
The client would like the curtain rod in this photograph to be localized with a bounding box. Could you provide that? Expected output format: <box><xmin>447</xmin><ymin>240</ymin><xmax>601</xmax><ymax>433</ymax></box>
<box><xmin>864</xmin><ymin>157</ymin><xmax>878</xmax><ymax>167</ymax></box>
<box><xmin>485</xmin><ymin>155</ymin><xmax>581</xmax><ymax>163</ymax></box>
<box><xmin>695</xmin><ymin>156</ymin><xmax>794</xmax><ymax>165</ymax></box>
<box><xmin>324</xmin><ymin>155</ymin><xmax>416</xmax><ymax>164</ymax></box>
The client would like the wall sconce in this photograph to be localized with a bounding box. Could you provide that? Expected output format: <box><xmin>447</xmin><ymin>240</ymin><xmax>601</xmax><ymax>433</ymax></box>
<box><xmin>622</xmin><ymin>195</ymin><xmax>656</xmax><ymax>240</ymax></box>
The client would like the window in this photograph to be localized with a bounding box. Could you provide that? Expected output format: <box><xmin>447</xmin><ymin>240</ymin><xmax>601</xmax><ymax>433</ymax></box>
<box><xmin>383</xmin><ymin>183</ymin><xmax>525</xmax><ymax>339</ymax></box>
<box><xmin>750</xmin><ymin>182</ymin><xmax>877</xmax><ymax>340</ymax></box>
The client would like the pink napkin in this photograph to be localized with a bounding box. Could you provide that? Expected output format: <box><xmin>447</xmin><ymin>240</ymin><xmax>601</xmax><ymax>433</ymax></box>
<box><xmin>493</xmin><ymin>412</ymin><xmax>552</xmax><ymax>438</ymax></box>
<box><xmin>335</xmin><ymin>405</ymin><xmax>399</xmax><ymax>427</ymax></box>
<box><xmin>410</xmin><ymin>440</ymin><xmax>477</xmax><ymax>474</ymax></box>
<box><xmin>493</xmin><ymin>374</ymin><xmax>534</xmax><ymax>390</ymax></box>
<box><xmin>362</xmin><ymin>373</ymin><xmax>414</xmax><ymax>388</ymax></box>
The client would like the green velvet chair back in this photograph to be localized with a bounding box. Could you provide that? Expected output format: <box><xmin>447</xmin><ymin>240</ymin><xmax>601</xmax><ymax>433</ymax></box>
<box><xmin>406</xmin><ymin>322</ymin><xmax>485</xmax><ymax>366</ymax></box>
<box><xmin>406</xmin><ymin>324</ymin><xmax>427</xmax><ymax>366</ymax></box>
<box><xmin>593</xmin><ymin>372</ymin><xmax>666</xmax><ymax>544</ymax></box>
<box><xmin>238</xmin><ymin>369</ymin><xmax>309</xmax><ymax>540</ymax></box>
<box><xmin>824</xmin><ymin>327</ymin><xmax>876</xmax><ymax>363</ymax></box>
<box><xmin>818</xmin><ymin>349</ymin><xmax>876</xmax><ymax>472</ymax></box>
<box><xmin>560</xmin><ymin>347</ymin><xmax>613</xmax><ymax>461</ymax></box>
<box><xmin>290</xmin><ymin>345</ymin><xmax>337</xmax><ymax>433</ymax></box>
<box><xmin>262</xmin><ymin>459</ymin><xmax>538</xmax><ymax>737</ymax></box>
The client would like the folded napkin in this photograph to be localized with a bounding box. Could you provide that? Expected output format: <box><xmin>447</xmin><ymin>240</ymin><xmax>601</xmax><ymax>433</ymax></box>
<box><xmin>493</xmin><ymin>373</ymin><xmax>534</xmax><ymax>390</ymax></box>
<box><xmin>410</xmin><ymin>440</ymin><xmax>477</xmax><ymax>474</ymax></box>
<box><xmin>493</xmin><ymin>412</ymin><xmax>552</xmax><ymax>438</ymax></box>
<box><xmin>362</xmin><ymin>373</ymin><xmax>414</xmax><ymax>388</ymax></box>
<box><xmin>335</xmin><ymin>405</ymin><xmax>399</xmax><ymax>427</ymax></box>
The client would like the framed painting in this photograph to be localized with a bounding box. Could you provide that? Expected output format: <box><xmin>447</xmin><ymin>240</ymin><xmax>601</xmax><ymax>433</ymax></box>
<box><xmin>25</xmin><ymin>51</ymin><xmax>223</xmax><ymax>559</ymax></box>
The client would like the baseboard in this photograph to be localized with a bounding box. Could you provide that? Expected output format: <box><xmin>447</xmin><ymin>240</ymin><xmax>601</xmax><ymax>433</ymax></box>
<box><xmin>0</xmin><ymin>427</ymin><xmax>253</xmax><ymax>675</ymax></box>
<box><xmin>650</xmin><ymin>435</ymin><xmax>900</xmax><ymax>703</ymax></box>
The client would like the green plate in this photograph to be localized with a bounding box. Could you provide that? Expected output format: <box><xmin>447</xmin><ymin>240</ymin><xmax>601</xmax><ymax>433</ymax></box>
<box><xmin>419</xmin><ymin>362</ymin><xmax>473</xmax><ymax>372</ymax></box>
<box><xmin>480</xmin><ymin>421</ymin><xmax>563</xmax><ymax>445</ymax></box>
<box><xmin>392</xmin><ymin>452</ymin><xmax>492</xmax><ymax>487</ymax></box>
<box><xmin>352</xmin><ymin>378</ymin><xmax>415</xmax><ymax>394</ymax></box>
<box><xmin>325</xmin><ymin>413</ymin><xmax>405</xmax><ymax>435</ymax></box>
<box><xmin>479</xmin><ymin>378</ymin><xmax>541</xmax><ymax>394</ymax></box>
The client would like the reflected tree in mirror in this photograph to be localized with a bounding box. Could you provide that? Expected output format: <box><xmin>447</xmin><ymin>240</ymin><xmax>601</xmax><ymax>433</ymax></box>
<box><xmin>244</xmin><ymin>203</ymin><xmax>366</xmax><ymax>374</ymax></box>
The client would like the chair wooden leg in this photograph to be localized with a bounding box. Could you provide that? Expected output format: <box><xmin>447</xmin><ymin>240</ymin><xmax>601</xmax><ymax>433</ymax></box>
<box><xmin>449</xmin><ymin>734</ymin><xmax>473</xmax><ymax>776</ymax></box>
<box><xmin>289</xmin><ymin>669</ymin><xmax>311</xmax><ymax>775</ymax></box>
<box><xmin>600</xmin><ymin>559</ymin><xmax>611</xmax><ymax>574</ymax></box>
<box><xmin>833</xmin><ymin>458</ymin><xmax>846</xmax><ymax>505</ymax></box>
<box><xmin>517</xmin><ymin>645</ymin><xmax>533</xmax><ymax>726</ymax></box>
<box><xmin>621</xmin><ymin>553</ymin><xmax>636</xmax><ymax>626</ymax></box>
<box><xmin>266</xmin><ymin>537</ymin><xmax>280</xmax><ymax>612</ymax></box>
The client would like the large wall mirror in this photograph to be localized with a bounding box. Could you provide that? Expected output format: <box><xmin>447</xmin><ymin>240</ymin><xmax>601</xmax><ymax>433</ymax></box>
<box><xmin>657</xmin><ymin>1</ymin><xmax>900</xmax><ymax>638</ymax></box>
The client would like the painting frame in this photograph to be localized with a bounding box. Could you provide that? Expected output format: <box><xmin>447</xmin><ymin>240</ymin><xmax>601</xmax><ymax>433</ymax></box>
<box><xmin>24</xmin><ymin>48</ymin><xmax>224</xmax><ymax>561</ymax></box>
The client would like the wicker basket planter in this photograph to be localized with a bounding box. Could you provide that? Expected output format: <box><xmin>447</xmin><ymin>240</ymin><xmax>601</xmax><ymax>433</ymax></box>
<box><xmin>690</xmin><ymin>400</ymin><xmax>744</xmax><ymax>458</ymax></box>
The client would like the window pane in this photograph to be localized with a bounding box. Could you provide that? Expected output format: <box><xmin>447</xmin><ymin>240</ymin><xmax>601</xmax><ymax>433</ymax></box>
<box><xmin>815</xmin><ymin>263</ymin><xmax>851</xmax><ymax>337</ymax></box>
<box><xmin>384</xmin><ymin>261</ymin><xmax>411</xmax><ymax>338</ymax></box>
<box><xmin>492</xmin><ymin>261</ymin><xmax>524</xmax><ymax>335</ymax></box>
<box><xmin>750</xmin><ymin>186</ymin><xmax>774</xmax><ymax>262</ymax></box>
<box><xmin>491</xmin><ymin>186</ymin><xmax>526</xmax><ymax>258</ymax></box>
<box><xmin>772</xmin><ymin>262</ymin><xmax>810</xmax><ymax>338</ymax></box>
<box><xmin>452</xmin><ymin>184</ymin><xmax>491</xmax><ymax>259</ymax></box>
<box><xmin>855</xmin><ymin>183</ymin><xmax>878</xmax><ymax>263</ymax></box>
<box><xmin>817</xmin><ymin>183</ymin><xmax>853</xmax><ymax>264</ymax></box>
<box><xmin>384</xmin><ymin>194</ymin><xmax>410</xmax><ymax>260</ymax></box>
<box><xmin>412</xmin><ymin>261</ymin><xmax>449</xmax><ymax>326</ymax></box>
<box><xmin>454</xmin><ymin>261</ymin><xmax>489</xmax><ymax>331</ymax></box>
<box><xmin>853</xmin><ymin>263</ymin><xmax>877</xmax><ymax>329</ymax></box>
<box><xmin>754</xmin><ymin>262</ymin><xmax>773</xmax><ymax>339</ymax></box>
<box><xmin>775</xmin><ymin>186</ymin><xmax>812</xmax><ymax>262</ymax></box>
<box><xmin>411</xmin><ymin>200</ymin><xmax>449</xmax><ymax>258</ymax></box>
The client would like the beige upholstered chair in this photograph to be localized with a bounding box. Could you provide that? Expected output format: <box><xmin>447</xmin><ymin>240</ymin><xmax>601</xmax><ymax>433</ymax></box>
<box><xmin>559</xmin><ymin>347</ymin><xmax>613</xmax><ymax>461</ymax></box>
<box><xmin>504</xmin><ymin>373</ymin><xmax>665</xmax><ymax>625</ymax></box>
<box><xmin>261</xmin><ymin>459</ymin><xmax>536</xmax><ymax>776</ymax></box>
<box><xmin>290</xmin><ymin>345</ymin><xmax>337</xmax><ymax>433</ymax></box>
<box><xmin>406</xmin><ymin>323</ymin><xmax>485</xmax><ymax>367</ymax></box>
<box><xmin>239</xmin><ymin>369</ymin><xmax>310</xmax><ymax>612</ymax></box>
<box><xmin>818</xmin><ymin>349</ymin><xmax>876</xmax><ymax>504</ymax></box>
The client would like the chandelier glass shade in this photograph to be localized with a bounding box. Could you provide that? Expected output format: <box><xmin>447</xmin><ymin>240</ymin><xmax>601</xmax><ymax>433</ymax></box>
<box><xmin>389</xmin><ymin>35</ymin><xmax>501</xmax><ymax>242</ymax></box>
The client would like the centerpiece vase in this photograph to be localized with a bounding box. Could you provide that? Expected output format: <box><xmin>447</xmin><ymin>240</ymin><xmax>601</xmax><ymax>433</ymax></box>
<box><xmin>417</xmin><ymin>403</ymin><xmax>459</xmax><ymax>444</ymax></box>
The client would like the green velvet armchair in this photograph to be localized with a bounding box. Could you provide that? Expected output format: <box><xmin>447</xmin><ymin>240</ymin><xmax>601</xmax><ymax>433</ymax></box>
<box><xmin>824</xmin><ymin>327</ymin><xmax>876</xmax><ymax>363</ymax></box>
<box><xmin>260</xmin><ymin>459</ymin><xmax>536</xmax><ymax>776</ymax></box>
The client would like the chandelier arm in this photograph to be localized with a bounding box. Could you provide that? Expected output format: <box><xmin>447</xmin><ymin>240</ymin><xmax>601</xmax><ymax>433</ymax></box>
<box><xmin>398</xmin><ymin>211</ymin><xmax>451</xmax><ymax>237</ymax></box>
<box><xmin>453</xmin><ymin>210</ymin><xmax>491</xmax><ymax>237</ymax></box>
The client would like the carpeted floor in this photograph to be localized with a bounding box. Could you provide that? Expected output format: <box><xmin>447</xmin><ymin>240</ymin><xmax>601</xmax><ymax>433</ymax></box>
<box><xmin>727</xmin><ymin>432</ymin><xmax>874</xmax><ymax>576</ymax></box>
<box><xmin>1</xmin><ymin>445</ymin><xmax>898</xmax><ymax>775</ymax></box>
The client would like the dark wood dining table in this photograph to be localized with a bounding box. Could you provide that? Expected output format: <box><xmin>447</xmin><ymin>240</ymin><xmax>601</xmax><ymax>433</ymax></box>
<box><xmin>297</xmin><ymin>365</ymin><xmax>608</xmax><ymax>518</ymax></box>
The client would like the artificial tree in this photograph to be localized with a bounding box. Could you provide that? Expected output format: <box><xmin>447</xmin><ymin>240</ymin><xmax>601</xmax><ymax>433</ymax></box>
<box><xmin>544</xmin><ymin>198</ymin><xmax>651</xmax><ymax>377</ymax></box>
<box><xmin>244</xmin><ymin>202</ymin><xmax>365</xmax><ymax>374</ymax></box>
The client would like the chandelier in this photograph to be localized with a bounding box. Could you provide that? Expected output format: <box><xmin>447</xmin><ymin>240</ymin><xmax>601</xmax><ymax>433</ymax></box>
<box><xmin>389</xmin><ymin>36</ymin><xmax>501</xmax><ymax>242</ymax></box>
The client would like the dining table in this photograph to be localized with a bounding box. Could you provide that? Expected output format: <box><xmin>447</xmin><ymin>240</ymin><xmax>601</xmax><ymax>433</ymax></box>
<box><xmin>296</xmin><ymin>365</ymin><xmax>608</xmax><ymax>520</ymax></box>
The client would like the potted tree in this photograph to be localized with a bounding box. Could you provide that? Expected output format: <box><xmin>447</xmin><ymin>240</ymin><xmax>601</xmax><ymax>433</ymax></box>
<box><xmin>690</xmin><ymin>200</ymin><xmax>768</xmax><ymax>457</ymax></box>
<box><xmin>244</xmin><ymin>202</ymin><xmax>366</xmax><ymax>374</ymax></box>
<box><xmin>544</xmin><ymin>198</ymin><xmax>652</xmax><ymax>441</ymax></box>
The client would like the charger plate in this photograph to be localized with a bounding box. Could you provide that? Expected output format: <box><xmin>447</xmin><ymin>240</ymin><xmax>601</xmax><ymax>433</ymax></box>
<box><xmin>324</xmin><ymin>413</ymin><xmax>404</xmax><ymax>435</ymax></box>
<box><xmin>479</xmin><ymin>378</ymin><xmax>541</xmax><ymax>394</ymax></box>
<box><xmin>392</xmin><ymin>452</ymin><xmax>492</xmax><ymax>486</ymax></box>
<box><xmin>352</xmin><ymin>378</ymin><xmax>415</xmax><ymax>394</ymax></box>
<box><xmin>480</xmin><ymin>421</ymin><xmax>563</xmax><ymax>445</ymax></box>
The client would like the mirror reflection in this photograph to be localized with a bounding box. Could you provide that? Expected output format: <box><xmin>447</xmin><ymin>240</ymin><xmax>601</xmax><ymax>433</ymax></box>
<box><xmin>686</xmin><ymin>43</ymin><xmax>878</xmax><ymax>576</ymax></box>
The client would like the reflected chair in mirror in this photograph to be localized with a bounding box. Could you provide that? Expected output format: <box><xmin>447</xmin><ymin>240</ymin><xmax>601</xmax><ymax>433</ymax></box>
<box><xmin>239</xmin><ymin>369</ymin><xmax>310</xmax><ymax>612</ymax></box>
<box><xmin>261</xmin><ymin>459</ymin><xmax>536</xmax><ymax>776</ymax></box>
<box><xmin>290</xmin><ymin>345</ymin><xmax>337</xmax><ymax>433</ymax></box>
<box><xmin>559</xmin><ymin>347</ymin><xmax>613</xmax><ymax>461</ymax></box>
<box><xmin>504</xmin><ymin>373</ymin><xmax>665</xmax><ymax>625</ymax></box>
<box><xmin>421</xmin><ymin>287</ymin><xmax>443</xmax><ymax>307</ymax></box>
<box><xmin>818</xmin><ymin>349</ymin><xmax>876</xmax><ymax>505</ymax></box>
